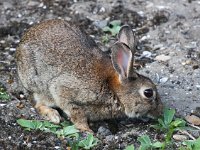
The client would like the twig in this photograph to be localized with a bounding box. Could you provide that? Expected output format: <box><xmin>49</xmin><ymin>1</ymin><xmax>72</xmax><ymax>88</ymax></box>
<box><xmin>188</xmin><ymin>123</ymin><xmax>200</xmax><ymax>130</ymax></box>
<box><xmin>179</xmin><ymin>130</ymin><xmax>196</xmax><ymax>140</ymax></box>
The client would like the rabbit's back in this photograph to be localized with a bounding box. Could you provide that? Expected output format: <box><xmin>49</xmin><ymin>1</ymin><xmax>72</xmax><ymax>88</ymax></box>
<box><xmin>16</xmin><ymin>20</ymin><xmax>113</xmax><ymax>93</ymax></box>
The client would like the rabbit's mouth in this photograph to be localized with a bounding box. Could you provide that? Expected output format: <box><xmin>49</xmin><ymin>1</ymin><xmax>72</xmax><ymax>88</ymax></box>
<box><xmin>125</xmin><ymin>109</ymin><xmax>149</xmax><ymax>119</ymax></box>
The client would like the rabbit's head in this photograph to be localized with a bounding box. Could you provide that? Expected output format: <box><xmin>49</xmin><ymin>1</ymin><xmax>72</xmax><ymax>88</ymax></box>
<box><xmin>111</xmin><ymin>26</ymin><xmax>163</xmax><ymax>119</ymax></box>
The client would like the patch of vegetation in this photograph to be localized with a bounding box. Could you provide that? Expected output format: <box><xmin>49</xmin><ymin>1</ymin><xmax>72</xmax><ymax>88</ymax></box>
<box><xmin>17</xmin><ymin>119</ymin><xmax>98</xmax><ymax>150</ymax></box>
<box><xmin>138</xmin><ymin>135</ymin><xmax>163</xmax><ymax>150</ymax></box>
<box><xmin>124</xmin><ymin>108</ymin><xmax>199</xmax><ymax>150</ymax></box>
<box><xmin>101</xmin><ymin>20</ymin><xmax>121</xmax><ymax>43</ymax></box>
<box><xmin>0</xmin><ymin>84</ymin><xmax>10</xmax><ymax>101</ymax></box>
<box><xmin>152</xmin><ymin>108</ymin><xmax>186</xmax><ymax>149</ymax></box>
<box><xmin>124</xmin><ymin>144</ymin><xmax>135</xmax><ymax>150</ymax></box>
<box><xmin>180</xmin><ymin>137</ymin><xmax>200</xmax><ymax>150</ymax></box>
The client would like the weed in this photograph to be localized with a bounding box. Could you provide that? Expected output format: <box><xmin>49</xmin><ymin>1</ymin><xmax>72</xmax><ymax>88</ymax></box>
<box><xmin>101</xmin><ymin>20</ymin><xmax>121</xmax><ymax>44</ymax></box>
<box><xmin>0</xmin><ymin>84</ymin><xmax>10</xmax><ymax>101</ymax></box>
<box><xmin>137</xmin><ymin>135</ymin><xmax>163</xmax><ymax>150</ymax></box>
<box><xmin>124</xmin><ymin>144</ymin><xmax>135</xmax><ymax>150</ymax></box>
<box><xmin>180</xmin><ymin>137</ymin><xmax>200</xmax><ymax>150</ymax></box>
<box><xmin>152</xmin><ymin>108</ymin><xmax>186</xmax><ymax>149</ymax></box>
<box><xmin>102</xmin><ymin>20</ymin><xmax>121</xmax><ymax>36</ymax></box>
<box><xmin>17</xmin><ymin>119</ymin><xmax>98</xmax><ymax>150</ymax></box>
<box><xmin>78</xmin><ymin>134</ymin><xmax>99</xmax><ymax>149</ymax></box>
<box><xmin>124</xmin><ymin>108</ymin><xmax>189</xmax><ymax>150</ymax></box>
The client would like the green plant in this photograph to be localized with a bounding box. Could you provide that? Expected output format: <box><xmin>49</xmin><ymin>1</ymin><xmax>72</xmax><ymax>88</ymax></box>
<box><xmin>181</xmin><ymin>137</ymin><xmax>200</xmax><ymax>150</ymax></box>
<box><xmin>152</xmin><ymin>108</ymin><xmax>186</xmax><ymax>150</ymax></box>
<box><xmin>101</xmin><ymin>34</ymin><xmax>110</xmax><ymax>44</ymax></box>
<box><xmin>78</xmin><ymin>133</ymin><xmax>98</xmax><ymax>149</ymax></box>
<box><xmin>17</xmin><ymin>119</ymin><xmax>98</xmax><ymax>149</ymax></box>
<box><xmin>124</xmin><ymin>144</ymin><xmax>135</xmax><ymax>150</ymax></box>
<box><xmin>137</xmin><ymin>135</ymin><xmax>163</xmax><ymax>150</ymax></box>
<box><xmin>102</xmin><ymin>20</ymin><xmax>121</xmax><ymax>36</ymax></box>
<box><xmin>0</xmin><ymin>85</ymin><xmax>10</xmax><ymax>100</ymax></box>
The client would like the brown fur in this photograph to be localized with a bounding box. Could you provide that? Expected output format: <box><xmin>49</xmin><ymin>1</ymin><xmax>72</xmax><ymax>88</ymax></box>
<box><xmin>16</xmin><ymin>19</ymin><xmax>162</xmax><ymax>132</ymax></box>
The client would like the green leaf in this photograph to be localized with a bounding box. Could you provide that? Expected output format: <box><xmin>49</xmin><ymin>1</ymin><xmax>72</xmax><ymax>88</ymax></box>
<box><xmin>152</xmin><ymin>141</ymin><xmax>163</xmax><ymax>148</ymax></box>
<box><xmin>158</xmin><ymin>118</ymin><xmax>166</xmax><ymax>128</ymax></box>
<box><xmin>56</xmin><ymin>125</ymin><xmax>79</xmax><ymax>137</ymax></box>
<box><xmin>193</xmin><ymin>137</ymin><xmax>200</xmax><ymax>150</ymax></box>
<box><xmin>164</xmin><ymin>108</ymin><xmax>175</xmax><ymax>125</ymax></box>
<box><xmin>171</xmin><ymin>118</ymin><xmax>186</xmax><ymax>128</ymax></box>
<box><xmin>0</xmin><ymin>90</ymin><xmax>10</xmax><ymax>100</ymax></box>
<box><xmin>138</xmin><ymin>135</ymin><xmax>152</xmax><ymax>150</ymax></box>
<box><xmin>78</xmin><ymin>134</ymin><xmax>98</xmax><ymax>149</ymax></box>
<box><xmin>138</xmin><ymin>135</ymin><xmax>152</xmax><ymax>145</ymax></box>
<box><xmin>60</xmin><ymin>120</ymin><xmax>71</xmax><ymax>127</ymax></box>
<box><xmin>17</xmin><ymin>119</ymin><xmax>41</xmax><ymax>130</ymax></box>
<box><xmin>102</xmin><ymin>20</ymin><xmax>121</xmax><ymax>36</ymax></box>
<box><xmin>110</xmin><ymin>20</ymin><xmax>121</xmax><ymax>26</ymax></box>
<box><xmin>124</xmin><ymin>144</ymin><xmax>135</xmax><ymax>150</ymax></box>
<box><xmin>182</xmin><ymin>137</ymin><xmax>200</xmax><ymax>150</ymax></box>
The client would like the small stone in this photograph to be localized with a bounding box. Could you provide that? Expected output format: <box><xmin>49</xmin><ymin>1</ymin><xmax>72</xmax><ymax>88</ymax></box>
<box><xmin>54</xmin><ymin>146</ymin><xmax>60</xmax><ymax>149</ymax></box>
<box><xmin>173</xmin><ymin>134</ymin><xmax>188</xmax><ymax>141</ymax></box>
<box><xmin>93</xmin><ymin>20</ymin><xmax>108</xmax><ymax>28</ymax></box>
<box><xmin>10</xmin><ymin>48</ymin><xmax>16</xmax><ymax>51</ymax></box>
<box><xmin>159</xmin><ymin>77</ymin><xmax>168</xmax><ymax>83</ymax></box>
<box><xmin>185</xmin><ymin>115</ymin><xmax>200</xmax><ymax>125</ymax></box>
<box><xmin>19</xmin><ymin>94</ymin><xmax>25</xmax><ymax>99</ymax></box>
<box><xmin>38</xmin><ymin>2</ymin><xmax>44</xmax><ymax>7</ymax></box>
<box><xmin>27</xmin><ymin>1</ymin><xmax>40</xmax><ymax>6</ymax></box>
<box><xmin>97</xmin><ymin>126</ymin><xmax>112</xmax><ymax>136</ymax></box>
<box><xmin>141</xmin><ymin>51</ymin><xmax>152</xmax><ymax>58</ymax></box>
<box><xmin>18</xmin><ymin>14</ymin><xmax>22</xmax><ymax>18</ymax></box>
<box><xmin>182</xmin><ymin>60</ymin><xmax>192</xmax><ymax>66</ymax></box>
<box><xmin>27</xmin><ymin>142</ymin><xmax>32</xmax><ymax>148</ymax></box>
<box><xmin>0</xmin><ymin>40</ymin><xmax>6</xmax><ymax>44</ymax></box>
<box><xmin>99</xmin><ymin>7</ymin><xmax>106</xmax><ymax>13</ymax></box>
<box><xmin>155</xmin><ymin>54</ymin><xmax>171</xmax><ymax>62</ymax></box>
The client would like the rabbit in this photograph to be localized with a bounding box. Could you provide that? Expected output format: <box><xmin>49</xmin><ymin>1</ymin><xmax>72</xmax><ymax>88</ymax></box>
<box><xmin>16</xmin><ymin>19</ymin><xmax>163</xmax><ymax>132</ymax></box>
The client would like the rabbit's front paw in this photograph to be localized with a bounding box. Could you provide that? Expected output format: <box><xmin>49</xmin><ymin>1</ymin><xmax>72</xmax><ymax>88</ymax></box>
<box><xmin>36</xmin><ymin>104</ymin><xmax>61</xmax><ymax>124</ymax></box>
<box><xmin>44</xmin><ymin>108</ymin><xmax>61</xmax><ymax>124</ymax></box>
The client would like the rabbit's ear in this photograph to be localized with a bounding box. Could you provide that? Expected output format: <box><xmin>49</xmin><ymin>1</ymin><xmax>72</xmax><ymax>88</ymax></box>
<box><xmin>118</xmin><ymin>25</ymin><xmax>135</xmax><ymax>50</ymax></box>
<box><xmin>111</xmin><ymin>42</ymin><xmax>138</xmax><ymax>80</ymax></box>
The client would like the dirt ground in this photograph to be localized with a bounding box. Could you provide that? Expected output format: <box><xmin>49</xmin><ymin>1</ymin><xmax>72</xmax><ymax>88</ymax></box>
<box><xmin>0</xmin><ymin>0</ymin><xmax>200</xmax><ymax>149</ymax></box>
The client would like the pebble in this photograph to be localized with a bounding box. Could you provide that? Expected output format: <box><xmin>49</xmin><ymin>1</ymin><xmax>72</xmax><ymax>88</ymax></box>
<box><xmin>155</xmin><ymin>54</ymin><xmax>171</xmax><ymax>62</ymax></box>
<box><xmin>140</xmin><ymin>51</ymin><xmax>152</xmax><ymax>58</ymax></box>
<box><xmin>105</xmin><ymin>135</ymin><xmax>115</xmax><ymax>142</ymax></box>
<box><xmin>54</xmin><ymin>146</ymin><xmax>61</xmax><ymax>149</ymax></box>
<box><xmin>185</xmin><ymin>115</ymin><xmax>200</xmax><ymax>125</ymax></box>
<box><xmin>0</xmin><ymin>104</ymin><xmax>7</xmax><ymax>107</ymax></box>
<box><xmin>93</xmin><ymin>20</ymin><xmax>108</xmax><ymax>28</ymax></box>
<box><xmin>38</xmin><ymin>2</ymin><xmax>44</xmax><ymax>8</ymax></box>
<box><xmin>27</xmin><ymin>1</ymin><xmax>40</xmax><ymax>6</ymax></box>
<box><xmin>10</xmin><ymin>48</ymin><xmax>16</xmax><ymax>52</ymax></box>
<box><xmin>182</xmin><ymin>60</ymin><xmax>192</xmax><ymax>66</ymax></box>
<box><xmin>97</xmin><ymin>126</ymin><xmax>112</xmax><ymax>136</ymax></box>
<box><xmin>159</xmin><ymin>77</ymin><xmax>169</xmax><ymax>83</ymax></box>
<box><xmin>27</xmin><ymin>143</ymin><xmax>32</xmax><ymax>148</ymax></box>
<box><xmin>173</xmin><ymin>134</ymin><xmax>188</xmax><ymax>141</ymax></box>
<box><xmin>139</xmin><ymin>35</ymin><xmax>151</xmax><ymax>41</ymax></box>
<box><xmin>0</xmin><ymin>40</ymin><xmax>6</xmax><ymax>44</ymax></box>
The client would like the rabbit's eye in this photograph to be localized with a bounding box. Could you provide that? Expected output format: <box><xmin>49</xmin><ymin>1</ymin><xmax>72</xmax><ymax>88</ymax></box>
<box><xmin>144</xmin><ymin>89</ymin><xmax>153</xmax><ymax>98</ymax></box>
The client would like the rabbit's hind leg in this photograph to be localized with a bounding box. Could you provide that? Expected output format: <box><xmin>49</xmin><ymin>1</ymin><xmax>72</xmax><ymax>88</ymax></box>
<box><xmin>33</xmin><ymin>93</ymin><xmax>61</xmax><ymax>124</ymax></box>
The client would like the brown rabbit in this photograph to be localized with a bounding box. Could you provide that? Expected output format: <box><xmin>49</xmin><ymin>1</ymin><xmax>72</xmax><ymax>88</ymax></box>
<box><xmin>16</xmin><ymin>19</ymin><xmax>163</xmax><ymax>132</ymax></box>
